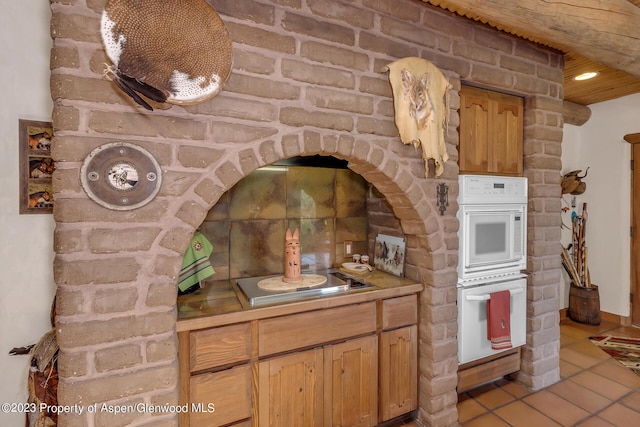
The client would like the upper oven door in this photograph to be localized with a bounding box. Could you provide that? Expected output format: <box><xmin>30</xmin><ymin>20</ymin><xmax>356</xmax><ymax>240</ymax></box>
<box><xmin>458</xmin><ymin>204</ymin><xmax>526</xmax><ymax>281</ymax></box>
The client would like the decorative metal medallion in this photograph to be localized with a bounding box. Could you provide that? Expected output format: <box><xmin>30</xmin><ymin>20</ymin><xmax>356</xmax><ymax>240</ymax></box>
<box><xmin>80</xmin><ymin>142</ymin><xmax>162</xmax><ymax>210</ymax></box>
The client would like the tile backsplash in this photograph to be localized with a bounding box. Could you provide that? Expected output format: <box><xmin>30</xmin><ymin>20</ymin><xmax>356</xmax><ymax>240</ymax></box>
<box><xmin>199</xmin><ymin>163</ymin><xmax>368</xmax><ymax>279</ymax></box>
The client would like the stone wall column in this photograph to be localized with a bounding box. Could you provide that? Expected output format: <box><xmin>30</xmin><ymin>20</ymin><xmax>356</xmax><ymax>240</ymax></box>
<box><xmin>519</xmin><ymin>95</ymin><xmax>565</xmax><ymax>390</ymax></box>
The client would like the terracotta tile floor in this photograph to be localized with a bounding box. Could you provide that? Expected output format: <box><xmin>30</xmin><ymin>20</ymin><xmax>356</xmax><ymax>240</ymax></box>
<box><xmin>457</xmin><ymin>318</ymin><xmax>640</xmax><ymax>427</ymax></box>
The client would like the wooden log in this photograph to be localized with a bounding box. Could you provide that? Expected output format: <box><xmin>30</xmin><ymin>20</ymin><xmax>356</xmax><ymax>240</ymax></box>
<box><xmin>423</xmin><ymin>0</ymin><xmax>640</xmax><ymax>80</ymax></box>
<box><xmin>563</xmin><ymin>101</ymin><xmax>592</xmax><ymax>126</ymax></box>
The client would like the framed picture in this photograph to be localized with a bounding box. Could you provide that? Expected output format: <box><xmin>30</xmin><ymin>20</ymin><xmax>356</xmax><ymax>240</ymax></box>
<box><xmin>374</xmin><ymin>234</ymin><xmax>406</xmax><ymax>277</ymax></box>
<box><xmin>19</xmin><ymin>119</ymin><xmax>54</xmax><ymax>214</ymax></box>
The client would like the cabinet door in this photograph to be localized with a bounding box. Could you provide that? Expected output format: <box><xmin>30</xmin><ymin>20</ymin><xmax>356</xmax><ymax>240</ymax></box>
<box><xmin>380</xmin><ymin>326</ymin><xmax>418</xmax><ymax>421</ymax></box>
<box><xmin>493</xmin><ymin>93</ymin><xmax>523</xmax><ymax>175</ymax></box>
<box><xmin>459</xmin><ymin>86</ymin><xmax>491</xmax><ymax>173</ymax></box>
<box><xmin>258</xmin><ymin>348</ymin><xmax>324</xmax><ymax>427</ymax></box>
<box><xmin>324</xmin><ymin>335</ymin><xmax>378</xmax><ymax>427</ymax></box>
<box><xmin>459</xmin><ymin>86</ymin><xmax>523</xmax><ymax>175</ymax></box>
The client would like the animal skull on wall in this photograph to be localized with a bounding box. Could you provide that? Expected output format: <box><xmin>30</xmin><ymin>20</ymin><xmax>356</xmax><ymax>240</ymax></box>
<box><xmin>561</xmin><ymin>167</ymin><xmax>589</xmax><ymax>195</ymax></box>
<box><xmin>383</xmin><ymin>57</ymin><xmax>452</xmax><ymax>177</ymax></box>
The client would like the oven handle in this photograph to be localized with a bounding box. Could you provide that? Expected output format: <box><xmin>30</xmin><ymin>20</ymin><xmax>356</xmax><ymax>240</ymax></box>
<box><xmin>465</xmin><ymin>288</ymin><xmax>523</xmax><ymax>301</ymax></box>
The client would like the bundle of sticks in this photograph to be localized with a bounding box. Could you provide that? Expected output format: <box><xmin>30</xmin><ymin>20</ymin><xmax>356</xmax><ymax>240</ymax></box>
<box><xmin>561</xmin><ymin>203</ymin><xmax>592</xmax><ymax>288</ymax></box>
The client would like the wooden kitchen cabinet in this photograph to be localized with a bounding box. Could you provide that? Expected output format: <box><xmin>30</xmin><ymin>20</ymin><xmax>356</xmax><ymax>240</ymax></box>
<box><xmin>178</xmin><ymin>327</ymin><xmax>254</xmax><ymax>427</ymax></box>
<box><xmin>258</xmin><ymin>302</ymin><xmax>377</xmax><ymax>357</ymax></box>
<box><xmin>258</xmin><ymin>335</ymin><xmax>378</xmax><ymax>427</ymax></box>
<box><xmin>189</xmin><ymin>322</ymin><xmax>251</xmax><ymax>372</ymax></box>
<box><xmin>380</xmin><ymin>326</ymin><xmax>418</xmax><ymax>421</ymax></box>
<box><xmin>189</xmin><ymin>364</ymin><xmax>252</xmax><ymax>426</ymax></box>
<box><xmin>459</xmin><ymin>85</ymin><xmax>524</xmax><ymax>176</ymax></box>
<box><xmin>258</xmin><ymin>304</ymin><xmax>378</xmax><ymax>427</ymax></box>
<box><xmin>258</xmin><ymin>348</ymin><xmax>324</xmax><ymax>426</ymax></box>
<box><xmin>379</xmin><ymin>295</ymin><xmax>418</xmax><ymax>422</ymax></box>
<box><xmin>179</xmin><ymin>294</ymin><xmax>420</xmax><ymax>426</ymax></box>
<box><xmin>324</xmin><ymin>335</ymin><xmax>378</xmax><ymax>427</ymax></box>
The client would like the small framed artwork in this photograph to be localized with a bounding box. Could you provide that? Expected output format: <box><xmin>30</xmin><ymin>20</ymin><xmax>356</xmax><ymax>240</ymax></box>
<box><xmin>19</xmin><ymin>119</ymin><xmax>55</xmax><ymax>214</ymax></box>
<box><xmin>374</xmin><ymin>234</ymin><xmax>406</xmax><ymax>277</ymax></box>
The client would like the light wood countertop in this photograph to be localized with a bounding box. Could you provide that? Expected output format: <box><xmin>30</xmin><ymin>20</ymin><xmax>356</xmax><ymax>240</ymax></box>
<box><xmin>176</xmin><ymin>270</ymin><xmax>423</xmax><ymax>332</ymax></box>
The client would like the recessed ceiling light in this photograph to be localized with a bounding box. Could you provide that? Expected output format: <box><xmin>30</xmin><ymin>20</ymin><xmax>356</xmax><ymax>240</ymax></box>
<box><xmin>574</xmin><ymin>72</ymin><xmax>598</xmax><ymax>81</ymax></box>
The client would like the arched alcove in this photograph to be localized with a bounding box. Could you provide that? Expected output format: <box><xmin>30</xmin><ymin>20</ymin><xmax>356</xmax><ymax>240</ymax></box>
<box><xmin>171</xmin><ymin>142</ymin><xmax>457</xmax><ymax>425</ymax></box>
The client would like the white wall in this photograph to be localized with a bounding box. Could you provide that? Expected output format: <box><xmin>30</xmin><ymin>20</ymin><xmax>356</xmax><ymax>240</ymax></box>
<box><xmin>561</xmin><ymin>93</ymin><xmax>640</xmax><ymax>316</ymax></box>
<box><xmin>0</xmin><ymin>1</ymin><xmax>55</xmax><ymax>425</ymax></box>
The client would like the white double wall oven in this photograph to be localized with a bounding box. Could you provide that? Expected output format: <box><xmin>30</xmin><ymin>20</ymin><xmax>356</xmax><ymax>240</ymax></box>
<box><xmin>457</xmin><ymin>175</ymin><xmax>528</xmax><ymax>364</ymax></box>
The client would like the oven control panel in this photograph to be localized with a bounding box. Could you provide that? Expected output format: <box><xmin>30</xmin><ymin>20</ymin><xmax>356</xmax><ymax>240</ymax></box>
<box><xmin>458</xmin><ymin>175</ymin><xmax>527</xmax><ymax>205</ymax></box>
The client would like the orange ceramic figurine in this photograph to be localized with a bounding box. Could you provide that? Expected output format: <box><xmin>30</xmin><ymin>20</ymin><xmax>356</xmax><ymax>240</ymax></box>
<box><xmin>283</xmin><ymin>228</ymin><xmax>302</xmax><ymax>283</ymax></box>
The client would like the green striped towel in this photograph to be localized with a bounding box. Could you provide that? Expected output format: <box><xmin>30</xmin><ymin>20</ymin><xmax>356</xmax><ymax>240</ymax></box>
<box><xmin>178</xmin><ymin>232</ymin><xmax>215</xmax><ymax>292</ymax></box>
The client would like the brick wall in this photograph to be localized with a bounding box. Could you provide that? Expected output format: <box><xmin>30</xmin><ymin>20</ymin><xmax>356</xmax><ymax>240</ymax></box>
<box><xmin>49</xmin><ymin>0</ymin><xmax>564</xmax><ymax>425</ymax></box>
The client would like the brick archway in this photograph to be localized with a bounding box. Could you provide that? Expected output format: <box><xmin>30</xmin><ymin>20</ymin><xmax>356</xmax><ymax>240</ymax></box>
<box><xmin>175</xmin><ymin>139</ymin><xmax>461</xmax><ymax>425</ymax></box>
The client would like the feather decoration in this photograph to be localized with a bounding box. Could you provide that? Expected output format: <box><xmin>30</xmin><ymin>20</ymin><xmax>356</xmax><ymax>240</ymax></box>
<box><xmin>9</xmin><ymin>344</ymin><xmax>35</xmax><ymax>355</ymax></box>
<box><xmin>103</xmin><ymin>65</ymin><xmax>167</xmax><ymax>111</ymax></box>
<box><xmin>116</xmin><ymin>72</ymin><xmax>168</xmax><ymax>104</ymax></box>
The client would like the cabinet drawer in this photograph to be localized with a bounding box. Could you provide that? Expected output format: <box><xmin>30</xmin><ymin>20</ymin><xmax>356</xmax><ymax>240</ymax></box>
<box><xmin>190</xmin><ymin>322</ymin><xmax>251</xmax><ymax>372</ymax></box>
<box><xmin>258</xmin><ymin>302</ymin><xmax>376</xmax><ymax>356</ymax></box>
<box><xmin>381</xmin><ymin>295</ymin><xmax>417</xmax><ymax>330</ymax></box>
<box><xmin>190</xmin><ymin>364</ymin><xmax>251</xmax><ymax>426</ymax></box>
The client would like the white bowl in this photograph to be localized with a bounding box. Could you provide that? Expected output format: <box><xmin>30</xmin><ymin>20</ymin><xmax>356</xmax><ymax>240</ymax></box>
<box><xmin>342</xmin><ymin>262</ymin><xmax>370</xmax><ymax>272</ymax></box>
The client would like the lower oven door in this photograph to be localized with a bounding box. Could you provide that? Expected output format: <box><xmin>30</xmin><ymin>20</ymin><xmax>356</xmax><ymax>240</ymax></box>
<box><xmin>457</xmin><ymin>277</ymin><xmax>526</xmax><ymax>364</ymax></box>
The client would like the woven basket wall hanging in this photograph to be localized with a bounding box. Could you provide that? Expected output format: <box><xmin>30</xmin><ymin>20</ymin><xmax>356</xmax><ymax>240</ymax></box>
<box><xmin>100</xmin><ymin>0</ymin><xmax>232</xmax><ymax>110</ymax></box>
